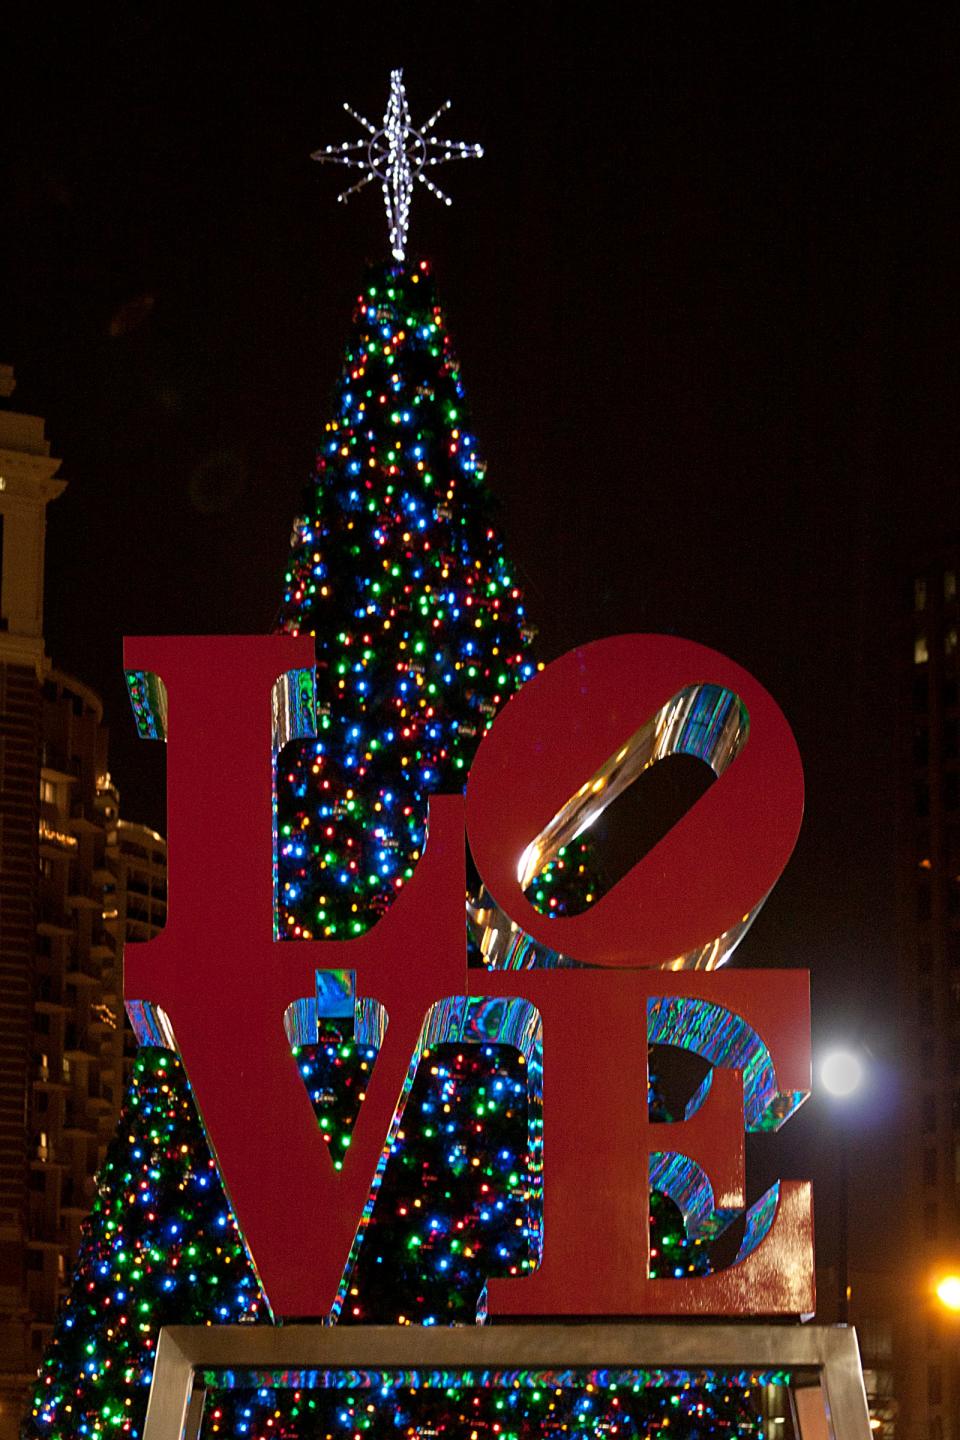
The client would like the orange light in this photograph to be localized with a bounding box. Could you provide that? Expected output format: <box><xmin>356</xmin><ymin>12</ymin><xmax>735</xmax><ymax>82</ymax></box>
<box><xmin>936</xmin><ymin>1275</ymin><xmax>960</xmax><ymax>1310</ymax></box>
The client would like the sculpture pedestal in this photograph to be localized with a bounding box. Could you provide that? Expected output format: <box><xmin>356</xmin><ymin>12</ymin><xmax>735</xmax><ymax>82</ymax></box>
<box><xmin>143</xmin><ymin>1321</ymin><xmax>871</xmax><ymax>1440</ymax></box>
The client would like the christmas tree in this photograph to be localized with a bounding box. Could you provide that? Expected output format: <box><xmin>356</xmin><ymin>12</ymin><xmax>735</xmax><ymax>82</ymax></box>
<box><xmin>26</xmin><ymin>1050</ymin><xmax>264</xmax><ymax>1437</ymax></box>
<box><xmin>273</xmin><ymin>256</ymin><xmax>598</xmax><ymax>940</ymax></box>
<box><xmin>25</xmin><ymin>74</ymin><xmax>760</xmax><ymax>1440</ymax></box>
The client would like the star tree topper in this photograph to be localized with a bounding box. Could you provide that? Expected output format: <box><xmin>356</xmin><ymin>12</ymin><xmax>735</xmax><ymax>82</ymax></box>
<box><xmin>312</xmin><ymin>68</ymin><xmax>483</xmax><ymax>262</ymax></box>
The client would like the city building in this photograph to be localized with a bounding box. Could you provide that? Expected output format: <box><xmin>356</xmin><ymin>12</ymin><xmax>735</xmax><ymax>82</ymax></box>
<box><xmin>897</xmin><ymin>546</ymin><xmax>960</xmax><ymax>1440</ymax></box>
<box><xmin>97</xmin><ymin>783</ymin><xmax>167</xmax><ymax>1096</ymax></box>
<box><xmin>0</xmin><ymin>369</ymin><xmax>166</xmax><ymax>1438</ymax></box>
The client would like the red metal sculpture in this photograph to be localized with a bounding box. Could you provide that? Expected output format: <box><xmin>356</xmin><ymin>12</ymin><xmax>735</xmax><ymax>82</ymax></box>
<box><xmin>122</xmin><ymin>633</ymin><xmax>812</xmax><ymax>1320</ymax></box>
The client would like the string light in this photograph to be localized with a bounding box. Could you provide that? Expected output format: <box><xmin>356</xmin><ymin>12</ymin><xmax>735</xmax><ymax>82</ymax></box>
<box><xmin>312</xmin><ymin>70</ymin><xmax>482</xmax><ymax>261</ymax></box>
<box><xmin>274</xmin><ymin>259</ymin><xmax>582</xmax><ymax>941</ymax></box>
<box><xmin>201</xmin><ymin>1366</ymin><xmax>779</xmax><ymax>1439</ymax></box>
<box><xmin>27</xmin><ymin>261</ymin><xmax>760</xmax><ymax>1440</ymax></box>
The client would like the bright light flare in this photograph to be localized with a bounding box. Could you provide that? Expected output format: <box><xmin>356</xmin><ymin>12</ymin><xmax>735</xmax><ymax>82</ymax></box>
<box><xmin>936</xmin><ymin>1274</ymin><xmax>960</xmax><ymax>1311</ymax></box>
<box><xmin>820</xmin><ymin>1049</ymin><xmax>863</xmax><ymax>1098</ymax></box>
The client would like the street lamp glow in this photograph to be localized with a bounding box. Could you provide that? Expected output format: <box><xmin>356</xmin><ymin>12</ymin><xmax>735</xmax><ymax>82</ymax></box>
<box><xmin>936</xmin><ymin>1275</ymin><xmax>960</xmax><ymax>1311</ymax></box>
<box><xmin>820</xmin><ymin>1049</ymin><xmax>864</xmax><ymax>1098</ymax></box>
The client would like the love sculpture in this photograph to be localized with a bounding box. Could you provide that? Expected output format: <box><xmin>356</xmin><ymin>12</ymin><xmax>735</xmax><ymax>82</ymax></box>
<box><xmin>123</xmin><ymin>632</ymin><xmax>813</xmax><ymax>1322</ymax></box>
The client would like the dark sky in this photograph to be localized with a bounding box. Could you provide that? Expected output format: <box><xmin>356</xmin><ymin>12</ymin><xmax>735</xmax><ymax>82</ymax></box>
<box><xmin>3</xmin><ymin>5</ymin><xmax>960</xmax><ymax>1288</ymax></box>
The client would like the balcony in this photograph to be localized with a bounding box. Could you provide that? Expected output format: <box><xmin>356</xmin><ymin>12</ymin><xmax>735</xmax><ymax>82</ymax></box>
<box><xmin>34</xmin><ymin>1058</ymin><xmax>68</xmax><ymax>1087</ymax></box>
<box><xmin>38</xmin><ymin>821</ymin><xmax>78</xmax><ymax>854</ymax></box>
<box><xmin>63</xmin><ymin>1104</ymin><xmax>98</xmax><ymax>1136</ymax></box>
<box><xmin>37</xmin><ymin>918</ymin><xmax>74</xmax><ymax>939</ymax></box>
<box><xmin>65</xmin><ymin>954</ymin><xmax>101</xmax><ymax>985</ymax></box>
<box><xmin>34</xmin><ymin>997</ymin><xmax>69</xmax><ymax>1015</ymax></box>
<box><xmin>67</xmin><ymin>891</ymin><xmax>105</xmax><ymax>912</ymax></box>
<box><xmin>64</xmin><ymin>1026</ymin><xmax>98</xmax><ymax>1061</ymax></box>
<box><xmin>60</xmin><ymin>1177</ymin><xmax>93</xmax><ymax>1213</ymax></box>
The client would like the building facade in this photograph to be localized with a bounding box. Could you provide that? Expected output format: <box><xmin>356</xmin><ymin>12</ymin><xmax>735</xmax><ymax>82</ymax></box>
<box><xmin>0</xmin><ymin>370</ymin><xmax>166</xmax><ymax>1438</ymax></box>
<box><xmin>897</xmin><ymin>547</ymin><xmax>960</xmax><ymax>1440</ymax></box>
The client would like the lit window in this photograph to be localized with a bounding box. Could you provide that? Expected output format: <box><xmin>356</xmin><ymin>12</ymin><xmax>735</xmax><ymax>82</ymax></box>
<box><xmin>947</xmin><ymin>628</ymin><xmax>958</xmax><ymax>656</ymax></box>
<box><xmin>916</xmin><ymin>636</ymin><xmax>930</xmax><ymax>664</ymax></box>
<box><xmin>40</xmin><ymin>779</ymin><xmax>56</xmax><ymax>804</ymax></box>
<box><xmin>946</xmin><ymin>571</ymin><xmax>957</xmax><ymax>602</ymax></box>
<box><xmin>916</xmin><ymin>577</ymin><xmax>928</xmax><ymax>610</ymax></box>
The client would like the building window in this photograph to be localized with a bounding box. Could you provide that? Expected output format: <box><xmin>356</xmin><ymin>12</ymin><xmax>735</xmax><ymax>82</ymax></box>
<box><xmin>947</xmin><ymin>571</ymin><xmax>957</xmax><ymax>603</ymax></box>
<box><xmin>917</xmin><ymin>780</ymin><xmax>931</xmax><ymax>818</ymax></box>
<box><xmin>945</xmin><ymin>679</ymin><xmax>959</xmax><ymax>710</ymax></box>
<box><xmin>918</xmin><ymin>882</ymin><xmax>932</xmax><ymax>921</ymax></box>
<box><xmin>916</xmin><ymin>578</ymin><xmax>928</xmax><ymax>611</ymax></box>
<box><xmin>947</xmin><ymin>627</ymin><xmax>959</xmax><ymax>657</ymax></box>
<box><xmin>916</xmin><ymin>635</ymin><xmax>930</xmax><ymax>665</ymax></box>
<box><xmin>947</xmin><ymin>774</ymin><xmax>960</xmax><ymax>812</ymax></box>
<box><xmin>916</xmin><ymin>729</ymin><xmax>931</xmax><ymax>766</ymax></box>
<box><xmin>40</xmin><ymin>778</ymin><xmax>57</xmax><ymax>805</ymax></box>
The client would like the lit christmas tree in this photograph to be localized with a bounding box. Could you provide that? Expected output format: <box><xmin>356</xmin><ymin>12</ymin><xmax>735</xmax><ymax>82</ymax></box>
<box><xmin>26</xmin><ymin>1050</ymin><xmax>265</xmax><ymax>1438</ymax></box>
<box><xmin>275</xmin><ymin>254</ymin><xmax>559</xmax><ymax>939</ymax></box>
<box><xmin>25</xmin><ymin>72</ymin><xmax>762</xmax><ymax>1440</ymax></box>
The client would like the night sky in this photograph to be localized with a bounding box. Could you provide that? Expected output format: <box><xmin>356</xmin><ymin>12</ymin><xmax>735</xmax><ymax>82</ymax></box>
<box><xmin>3</xmin><ymin>6</ymin><xmax>960</xmax><ymax>1290</ymax></box>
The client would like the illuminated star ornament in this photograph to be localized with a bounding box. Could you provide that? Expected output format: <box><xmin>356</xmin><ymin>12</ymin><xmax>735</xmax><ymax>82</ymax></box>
<box><xmin>311</xmin><ymin>68</ymin><xmax>483</xmax><ymax>261</ymax></box>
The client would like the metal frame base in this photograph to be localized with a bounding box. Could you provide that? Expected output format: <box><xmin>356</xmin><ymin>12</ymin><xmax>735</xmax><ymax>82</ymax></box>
<box><xmin>143</xmin><ymin>1322</ymin><xmax>871</xmax><ymax>1440</ymax></box>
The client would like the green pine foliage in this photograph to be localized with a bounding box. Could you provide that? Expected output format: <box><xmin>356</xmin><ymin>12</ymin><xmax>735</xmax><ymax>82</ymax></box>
<box><xmin>25</xmin><ymin>1050</ymin><xmax>264</xmax><ymax>1438</ymax></box>
<box><xmin>275</xmin><ymin>259</ymin><xmax>538</xmax><ymax>940</ymax></box>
